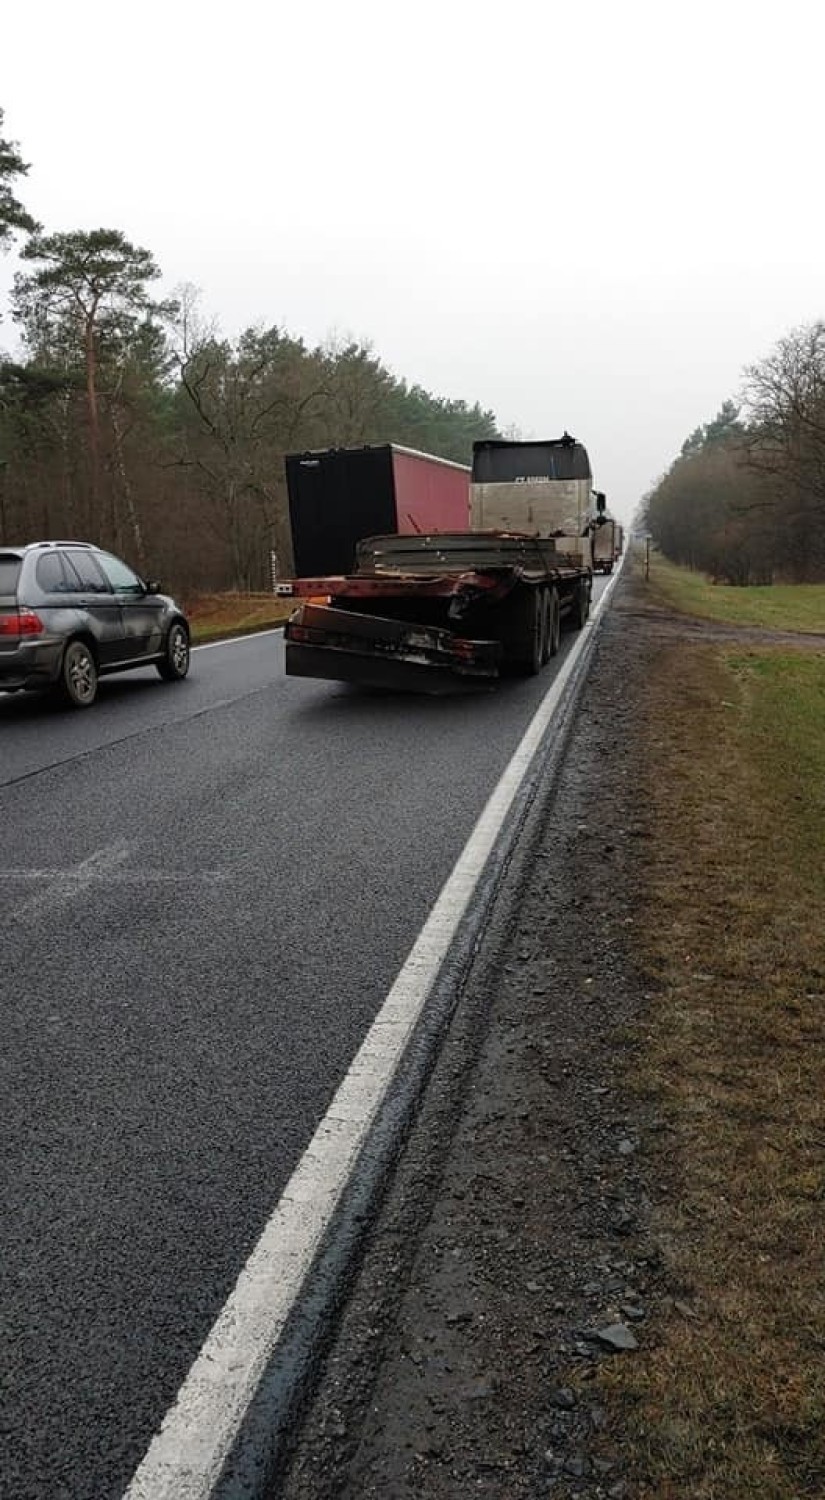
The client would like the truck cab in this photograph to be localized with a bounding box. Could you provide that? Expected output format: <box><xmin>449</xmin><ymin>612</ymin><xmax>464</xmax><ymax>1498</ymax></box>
<box><xmin>470</xmin><ymin>434</ymin><xmax>600</xmax><ymax>567</ymax></box>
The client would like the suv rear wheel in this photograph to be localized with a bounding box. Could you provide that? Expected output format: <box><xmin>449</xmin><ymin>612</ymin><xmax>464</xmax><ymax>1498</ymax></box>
<box><xmin>59</xmin><ymin>640</ymin><xmax>98</xmax><ymax>708</ymax></box>
<box><xmin>156</xmin><ymin>621</ymin><xmax>190</xmax><ymax>682</ymax></box>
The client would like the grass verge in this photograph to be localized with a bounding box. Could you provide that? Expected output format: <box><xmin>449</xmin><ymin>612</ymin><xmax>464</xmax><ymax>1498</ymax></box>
<box><xmin>646</xmin><ymin>553</ymin><xmax>825</xmax><ymax>634</ymax></box>
<box><xmin>603</xmin><ymin>638</ymin><xmax>825</xmax><ymax>1498</ymax></box>
<box><xmin>185</xmin><ymin>592</ymin><xmax>294</xmax><ymax>644</ymax></box>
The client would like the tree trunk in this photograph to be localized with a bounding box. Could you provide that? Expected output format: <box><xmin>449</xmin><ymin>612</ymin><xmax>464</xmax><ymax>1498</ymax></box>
<box><xmin>57</xmin><ymin>392</ymin><xmax>77</xmax><ymax>537</ymax></box>
<box><xmin>110</xmin><ymin>401</ymin><xmax>145</xmax><ymax>570</ymax></box>
<box><xmin>227</xmin><ymin>478</ymin><xmax>244</xmax><ymax>591</ymax></box>
<box><xmin>84</xmin><ymin>308</ymin><xmax>101</xmax><ymax>525</ymax></box>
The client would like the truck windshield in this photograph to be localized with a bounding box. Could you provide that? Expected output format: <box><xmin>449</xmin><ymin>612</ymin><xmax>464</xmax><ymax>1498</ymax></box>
<box><xmin>472</xmin><ymin>442</ymin><xmax>591</xmax><ymax>483</ymax></box>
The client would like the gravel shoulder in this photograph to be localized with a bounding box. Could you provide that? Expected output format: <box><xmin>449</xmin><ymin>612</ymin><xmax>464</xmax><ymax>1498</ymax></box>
<box><xmin>274</xmin><ymin>570</ymin><xmax>773</xmax><ymax>1500</ymax></box>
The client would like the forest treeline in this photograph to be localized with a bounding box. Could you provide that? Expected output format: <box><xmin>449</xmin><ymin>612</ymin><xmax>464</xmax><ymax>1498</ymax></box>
<box><xmin>0</xmin><ymin>109</ymin><xmax>498</xmax><ymax>592</ymax></box>
<box><xmin>644</xmin><ymin>323</ymin><xmax>825</xmax><ymax>584</ymax></box>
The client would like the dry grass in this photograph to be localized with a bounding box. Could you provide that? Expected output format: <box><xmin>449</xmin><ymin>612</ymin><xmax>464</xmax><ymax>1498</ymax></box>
<box><xmin>602</xmin><ymin>638</ymin><xmax>825</xmax><ymax>1497</ymax></box>
<box><xmin>646</xmin><ymin>552</ymin><xmax>825</xmax><ymax>634</ymax></box>
<box><xmin>184</xmin><ymin>591</ymin><xmax>294</xmax><ymax>643</ymax></box>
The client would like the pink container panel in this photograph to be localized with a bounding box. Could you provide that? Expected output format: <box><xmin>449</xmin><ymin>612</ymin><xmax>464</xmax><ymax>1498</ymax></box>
<box><xmin>391</xmin><ymin>450</ymin><xmax>470</xmax><ymax>535</ymax></box>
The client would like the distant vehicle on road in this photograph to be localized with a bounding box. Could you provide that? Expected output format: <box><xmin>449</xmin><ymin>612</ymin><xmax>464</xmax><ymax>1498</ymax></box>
<box><xmin>0</xmin><ymin>541</ymin><xmax>190</xmax><ymax>708</ymax></box>
<box><xmin>592</xmin><ymin>517</ymin><xmax>617</xmax><ymax>574</ymax></box>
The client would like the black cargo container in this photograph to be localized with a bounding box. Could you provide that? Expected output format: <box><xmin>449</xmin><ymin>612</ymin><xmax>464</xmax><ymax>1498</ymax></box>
<box><xmin>285</xmin><ymin>444</ymin><xmax>470</xmax><ymax>578</ymax></box>
<box><xmin>286</xmin><ymin>447</ymin><xmax>396</xmax><ymax>577</ymax></box>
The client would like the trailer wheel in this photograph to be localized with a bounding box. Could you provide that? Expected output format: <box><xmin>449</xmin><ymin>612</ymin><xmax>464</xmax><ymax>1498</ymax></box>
<box><xmin>543</xmin><ymin>588</ymin><xmax>561</xmax><ymax>661</ymax></box>
<box><xmin>511</xmin><ymin>587</ymin><xmax>545</xmax><ymax>675</ymax></box>
<box><xmin>570</xmin><ymin>579</ymin><xmax>591</xmax><ymax>631</ymax></box>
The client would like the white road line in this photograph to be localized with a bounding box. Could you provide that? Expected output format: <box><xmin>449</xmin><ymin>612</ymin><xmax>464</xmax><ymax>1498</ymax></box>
<box><xmin>192</xmin><ymin>627</ymin><xmax>285</xmax><ymax>654</ymax></box>
<box><xmin>16</xmin><ymin>840</ymin><xmax>131</xmax><ymax>918</ymax></box>
<box><xmin>2</xmin><ymin>870</ymin><xmax>230</xmax><ymax>884</ymax></box>
<box><xmin>123</xmin><ymin>568</ymin><xmax>622</xmax><ymax>1500</ymax></box>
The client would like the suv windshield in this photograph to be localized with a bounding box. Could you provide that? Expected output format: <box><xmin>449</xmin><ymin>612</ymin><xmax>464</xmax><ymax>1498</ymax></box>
<box><xmin>0</xmin><ymin>556</ymin><xmax>22</xmax><ymax>594</ymax></box>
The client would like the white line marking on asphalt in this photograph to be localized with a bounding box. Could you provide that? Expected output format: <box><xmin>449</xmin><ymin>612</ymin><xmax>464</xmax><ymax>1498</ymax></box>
<box><xmin>2</xmin><ymin>870</ymin><xmax>230</xmax><ymax>885</ymax></box>
<box><xmin>15</xmin><ymin>840</ymin><xmax>131</xmax><ymax>917</ymax></box>
<box><xmin>8</xmin><ymin>851</ymin><xmax>232</xmax><ymax>916</ymax></box>
<box><xmin>123</xmin><ymin>568</ymin><xmax>623</xmax><ymax>1500</ymax></box>
<box><xmin>192</xmin><ymin>627</ymin><xmax>285</xmax><ymax>653</ymax></box>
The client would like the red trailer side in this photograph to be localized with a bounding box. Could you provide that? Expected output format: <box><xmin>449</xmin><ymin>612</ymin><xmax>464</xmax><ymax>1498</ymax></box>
<box><xmin>391</xmin><ymin>447</ymin><xmax>469</xmax><ymax>535</ymax></box>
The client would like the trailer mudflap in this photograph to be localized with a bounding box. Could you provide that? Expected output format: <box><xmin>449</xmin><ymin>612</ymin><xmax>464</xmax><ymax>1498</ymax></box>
<box><xmin>284</xmin><ymin>602</ymin><xmax>501</xmax><ymax>693</ymax></box>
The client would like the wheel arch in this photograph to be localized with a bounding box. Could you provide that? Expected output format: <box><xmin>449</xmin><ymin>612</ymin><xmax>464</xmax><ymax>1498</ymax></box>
<box><xmin>62</xmin><ymin>629</ymin><xmax>99</xmax><ymax>663</ymax></box>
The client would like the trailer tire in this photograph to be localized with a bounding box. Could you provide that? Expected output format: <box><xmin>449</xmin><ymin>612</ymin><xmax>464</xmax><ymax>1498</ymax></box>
<box><xmin>544</xmin><ymin>587</ymin><xmax>561</xmax><ymax>660</ymax></box>
<box><xmin>511</xmin><ymin>586</ymin><xmax>545</xmax><ymax>676</ymax></box>
<box><xmin>570</xmin><ymin>579</ymin><xmax>591</xmax><ymax>631</ymax></box>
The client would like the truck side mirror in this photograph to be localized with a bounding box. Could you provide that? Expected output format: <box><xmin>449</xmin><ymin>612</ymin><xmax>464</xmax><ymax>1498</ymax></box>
<box><xmin>594</xmin><ymin>490</ymin><xmax>607</xmax><ymax>515</ymax></box>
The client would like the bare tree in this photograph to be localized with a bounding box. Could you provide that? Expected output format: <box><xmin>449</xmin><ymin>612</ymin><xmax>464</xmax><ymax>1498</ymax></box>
<box><xmin>173</xmin><ymin>321</ymin><xmax>329</xmax><ymax>587</ymax></box>
<box><xmin>741</xmin><ymin>322</ymin><xmax>825</xmax><ymax>577</ymax></box>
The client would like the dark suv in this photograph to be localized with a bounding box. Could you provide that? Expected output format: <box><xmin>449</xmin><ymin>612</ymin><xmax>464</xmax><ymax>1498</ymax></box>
<box><xmin>0</xmin><ymin>541</ymin><xmax>191</xmax><ymax>708</ymax></box>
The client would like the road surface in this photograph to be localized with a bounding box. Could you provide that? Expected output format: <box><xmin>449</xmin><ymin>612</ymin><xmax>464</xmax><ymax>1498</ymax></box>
<box><xmin>1</xmin><ymin>588</ymin><xmax>606</xmax><ymax>1500</ymax></box>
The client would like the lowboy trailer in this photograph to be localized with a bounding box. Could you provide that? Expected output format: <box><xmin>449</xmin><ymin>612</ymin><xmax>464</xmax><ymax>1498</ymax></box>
<box><xmin>279</xmin><ymin>435</ymin><xmax>607</xmax><ymax>693</ymax></box>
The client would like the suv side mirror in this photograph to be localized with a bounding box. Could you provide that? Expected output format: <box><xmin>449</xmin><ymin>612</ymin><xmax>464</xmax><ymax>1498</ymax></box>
<box><xmin>144</xmin><ymin>578</ymin><xmax>161</xmax><ymax>594</ymax></box>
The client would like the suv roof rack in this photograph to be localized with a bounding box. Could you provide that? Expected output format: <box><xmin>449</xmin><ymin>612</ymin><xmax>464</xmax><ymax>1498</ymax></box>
<box><xmin>27</xmin><ymin>539</ymin><xmax>95</xmax><ymax>550</ymax></box>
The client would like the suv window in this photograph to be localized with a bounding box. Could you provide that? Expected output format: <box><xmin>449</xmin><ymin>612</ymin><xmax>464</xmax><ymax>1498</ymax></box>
<box><xmin>36</xmin><ymin>552</ymin><xmax>71</xmax><ymax>593</ymax></box>
<box><xmin>64</xmin><ymin>550</ymin><xmax>111</xmax><ymax>593</ymax></box>
<box><xmin>96</xmin><ymin>552</ymin><xmax>144</xmax><ymax>594</ymax></box>
<box><xmin>0</xmin><ymin>556</ymin><xmax>22</xmax><ymax>594</ymax></box>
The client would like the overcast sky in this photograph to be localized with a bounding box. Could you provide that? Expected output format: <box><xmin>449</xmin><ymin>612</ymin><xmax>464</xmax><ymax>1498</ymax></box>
<box><xmin>2</xmin><ymin>0</ymin><xmax>823</xmax><ymax>521</ymax></box>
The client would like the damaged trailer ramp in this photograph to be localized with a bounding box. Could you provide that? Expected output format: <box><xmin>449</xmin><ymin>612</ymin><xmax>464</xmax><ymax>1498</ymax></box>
<box><xmin>285</xmin><ymin>601</ymin><xmax>501</xmax><ymax>694</ymax></box>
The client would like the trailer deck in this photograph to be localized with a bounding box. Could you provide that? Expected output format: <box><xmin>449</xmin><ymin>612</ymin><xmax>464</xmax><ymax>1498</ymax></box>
<box><xmin>280</xmin><ymin>532</ymin><xmax>592</xmax><ymax>692</ymax></box>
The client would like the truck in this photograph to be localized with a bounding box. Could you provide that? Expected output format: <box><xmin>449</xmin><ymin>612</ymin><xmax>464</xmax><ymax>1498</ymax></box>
<box><xmin>592</xmin><ymin>515</ymin><xmax>617</xmax><ymax>574</ymax></box>
<box><xmin>278</xmin><ymin>434</ymin><xmax>606</xmax><ymax>693</ymax></box>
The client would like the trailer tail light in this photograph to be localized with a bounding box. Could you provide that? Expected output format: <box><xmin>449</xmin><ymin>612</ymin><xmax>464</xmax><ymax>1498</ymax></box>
<box><xmin>0</xmin><ymin>608</ymin><xmax>45</xmax><ymax>637</ymax></box>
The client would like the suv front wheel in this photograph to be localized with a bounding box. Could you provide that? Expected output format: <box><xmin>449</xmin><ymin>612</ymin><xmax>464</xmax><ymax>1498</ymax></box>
<box><xmin>156</xmin><ymin>621</ymin><xmax>190</xmax><ymax>682</ymax></box>
<box><xmin>59</xmin><ymin>639</ymin><xmax>98</xmax><ymax>708</ymax></box>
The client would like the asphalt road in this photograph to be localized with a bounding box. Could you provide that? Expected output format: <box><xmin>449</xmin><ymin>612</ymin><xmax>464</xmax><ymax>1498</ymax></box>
<box><xmin>0</xmin><ymin>589</ymin><xmax>606</xmax><ymax>1500</ymax></box>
